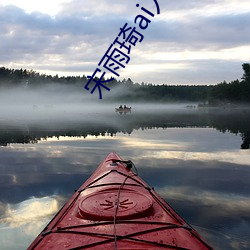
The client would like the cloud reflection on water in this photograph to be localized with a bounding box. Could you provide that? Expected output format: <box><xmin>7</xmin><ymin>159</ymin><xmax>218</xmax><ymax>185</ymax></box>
<box><xmin>0</xmin><ymin>127</ymin><xmax>250</xmax><ymax>249</ymax></box>
<box><xmin>153</xmin><ymin>150</ymin><xmax>250</xmax><ymax>166</ymax></box>
<box><xmin>0</xmin><ymin>196</ymin><xmax>59</xmax><ymax>229</ymax></box>
<box><xmin>0</xmin><ymin>196</ymin><xmax>61</xmax><ymax>250</ymax></box>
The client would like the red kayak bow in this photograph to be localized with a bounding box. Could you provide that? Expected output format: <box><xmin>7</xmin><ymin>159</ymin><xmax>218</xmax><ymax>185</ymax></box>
<box><xmin>28</xmin><ymin>152</ymin><xmax>213</xmax><ymax>249</ymax></box>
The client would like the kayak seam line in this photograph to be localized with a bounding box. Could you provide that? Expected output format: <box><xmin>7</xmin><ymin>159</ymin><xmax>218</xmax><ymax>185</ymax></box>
<box><xmin>147</xmin><ymin>190</ymin><xmax>213</xmax><ymax>249</ymax></box>
<box><xmin>40</xmin><ymin>191</ymin><xmax>82</xmax><ymax>239</ymax></box>
<box><xmin>83</xmin><ymin>170</ymin><xmax>114</xmax><ymax>189</ymax></box>
<box><xmin>54</xmin><ymin>225</ymin><xmax>191</xmax><ymax>250</ymax></box>
<box><xmin>78</xmin><ymin>169</ymin><xmax>151</xmax><ymax>193</ymax></box>
<box><xmin>56</xmin><ymin>220</ymin><xmax>182</xmax><ymax>230</ymax></box>
<box><xmin>54</xmin><ymin>225</ymin><xmax>192</xmax><ymax>235</ymax></box>
<box><xmin>148</xmin><ymin>189</ymin><xmax>186</xmax><ymax>225</ymax></box>
<box><xmin>80</xmin><ymin>183</ymin><xmax>142</xmax><ymax>190</ymax></box>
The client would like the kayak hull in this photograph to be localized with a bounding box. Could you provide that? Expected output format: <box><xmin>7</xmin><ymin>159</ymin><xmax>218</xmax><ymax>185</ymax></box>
<box><xmin>28</xmin><ymin>152</ymin><xmax>213</xmax><ymax>249</ymax></box>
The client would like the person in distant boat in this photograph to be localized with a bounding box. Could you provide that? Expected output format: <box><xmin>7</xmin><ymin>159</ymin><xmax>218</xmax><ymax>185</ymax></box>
<box><xmin>124</xmin><ymin>105</ymin><xmax>127</xmax><ymax>109</ymax></box>
<box><xmin>119</xmin><ymin>105</ymin><xmax>122</xmax><ymax>109</ymax></box>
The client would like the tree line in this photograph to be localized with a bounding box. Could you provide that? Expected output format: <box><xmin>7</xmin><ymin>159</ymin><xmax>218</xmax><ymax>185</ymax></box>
<box><xmin>0</xmin><ymin>63</ymin><xmax>249</xmax><ymax>104</ymax></box>
<box><xmin>208</xmin><ymin>63</ymin><xmax>250</xmax><ymax>105</ymax></box>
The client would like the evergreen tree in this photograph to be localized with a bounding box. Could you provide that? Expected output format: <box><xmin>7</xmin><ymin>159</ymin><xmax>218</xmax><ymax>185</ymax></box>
<box><xmin>242</xmin><ymin>63</ymin><xmax>250</xmax><ymax>83</ymax></box>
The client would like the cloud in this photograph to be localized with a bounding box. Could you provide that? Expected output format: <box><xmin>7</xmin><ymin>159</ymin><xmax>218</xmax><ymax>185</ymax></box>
<box><xmin>0</xmin><ymin>4</ymin><xmax>130</xmax><ymax>74</ymax></box>
<box><xmin>0</xmin><ymin>0</ymin><xmax>250</xmax><ymax>84</ymax></box>
<box><xmin>146</xmin><ymin>12</ymin><xmax>250</xmax><ymax>49</ymax></box>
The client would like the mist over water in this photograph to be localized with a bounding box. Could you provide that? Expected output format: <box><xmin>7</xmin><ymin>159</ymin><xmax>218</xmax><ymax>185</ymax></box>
<box><xmin>0</xmin><ymin>84</ymin><xmax>197</xmax><ymax>124</ymax></box>
<box><xmin>0</xmin><ymin>85</ymin><xmax>108</xmax><ymax>121</ymax></box>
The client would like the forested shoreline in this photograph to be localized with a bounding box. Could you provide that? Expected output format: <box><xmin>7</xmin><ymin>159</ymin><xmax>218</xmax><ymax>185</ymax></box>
<box><xmin>0</xmin><ymin>63</ymin><xmax>249</xmax><ymax>104</ymax></box>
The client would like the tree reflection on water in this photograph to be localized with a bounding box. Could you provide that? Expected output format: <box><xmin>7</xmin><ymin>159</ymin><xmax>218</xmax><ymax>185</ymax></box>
<box><xmin>0</xmin><ymin>108</ymin><xmax>249</xmax><ymax>149</ymax></box>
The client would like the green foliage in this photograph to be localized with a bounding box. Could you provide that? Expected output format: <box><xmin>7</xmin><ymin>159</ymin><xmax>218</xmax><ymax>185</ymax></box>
<box><xmin>0</xmin><ymin>67</ymin><xmax>89</xmax><ymax>88</ymax></box>
<box><xmin>0</xmin><ymin>63</ymin><xmax>249</xmax><ymax>104</ymax></box>
<box><xmin>242</xmin><ymin>63</ymin><xmax>250</xmax><ymax>83</ymax></box>
<box><xmin>209</xmin><ymin>63</ymin><xmax>250</xmax><ymax>104</ymax></box>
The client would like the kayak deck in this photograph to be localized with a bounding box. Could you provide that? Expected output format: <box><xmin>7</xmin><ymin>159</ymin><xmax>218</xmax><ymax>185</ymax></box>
<box><xmin>28</xmin><ymin>152</ymin><xmax>213</xmax><ymax>249</ymax></box>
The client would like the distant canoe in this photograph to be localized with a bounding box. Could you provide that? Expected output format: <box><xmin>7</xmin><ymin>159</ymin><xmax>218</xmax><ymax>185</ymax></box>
<box><xmin>115</xmin><ymin>107</ymin><xmax>132</xmax><ymax>113</ymax></box>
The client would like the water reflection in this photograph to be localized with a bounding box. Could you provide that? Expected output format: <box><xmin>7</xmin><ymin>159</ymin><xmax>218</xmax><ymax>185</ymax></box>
<box><xmin>1</xmin><ymin>196</ymin><xmax>59</xmax><ymax>228</ymax></box>
<box><xmin>0</xmin><ymin>196</ymin><xmax>62</xmax><ymax>250</ymax></box>
<box><xmin>0</xmin><ymin>108</ymin><xmax>250</xmax><ymax>249</ymax></box>
<box><xmin>0</xmin><ymin>106</ymin><xmax>250</xmax><ymax>149</ymax></box>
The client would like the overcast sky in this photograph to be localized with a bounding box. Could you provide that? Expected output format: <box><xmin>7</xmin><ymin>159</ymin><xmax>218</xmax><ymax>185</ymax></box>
<box><xmin>0</xmin><ymin>0</ymin><xmax>250</xmax><ymax>85</ymax></box>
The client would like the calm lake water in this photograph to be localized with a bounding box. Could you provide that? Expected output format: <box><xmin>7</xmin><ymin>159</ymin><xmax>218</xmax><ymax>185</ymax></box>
<box><xmin>0</xmin><ymin>104</ymin><xmax>250</xmax><ymax>249</ymax></box>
